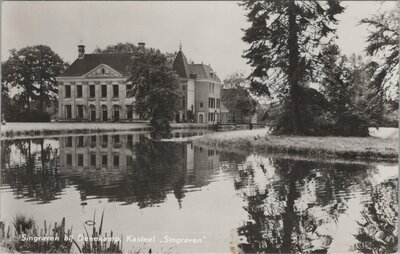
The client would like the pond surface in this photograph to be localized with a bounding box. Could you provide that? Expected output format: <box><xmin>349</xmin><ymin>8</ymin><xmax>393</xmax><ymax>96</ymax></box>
<box><xmin>1</xmin><ymin>131</ymin><xmax>398</xmax><ymax>253</ymax></box>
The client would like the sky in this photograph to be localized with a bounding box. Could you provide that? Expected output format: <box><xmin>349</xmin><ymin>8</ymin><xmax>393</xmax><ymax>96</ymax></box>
<box><xmin>1</xmin><ymin>1</ymin><xmax>396</xmax><ymax>80</ymax></box>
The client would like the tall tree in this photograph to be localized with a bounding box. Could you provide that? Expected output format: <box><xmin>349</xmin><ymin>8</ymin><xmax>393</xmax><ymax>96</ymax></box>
<box><xmin>241</xmin><ymin>0</ymin><xmax>344</xmax><ymax>135</ymax></box>
<box><xmin>320</xmin><ymin>45</ymin><xmax>383</xmax><ymax>136</ymax></box>
<box><xmin>1</xmin><ymin>45</ymin><xmax>68</xmax><ymax>112</ymax></box>
<box><xmin>128</xmin><ymin>49</ymin><xmax>182</xmax><ymax>130</ymax></box>
<box><xmin>361</xmin><ymin>2</ymin><xmax>400</xmax><ymax>100</ymax></box>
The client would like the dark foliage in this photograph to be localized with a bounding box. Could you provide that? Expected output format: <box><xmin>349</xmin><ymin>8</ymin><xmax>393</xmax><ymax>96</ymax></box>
<box><xmin>361</xmin><ymin>5</ymin><xmax>399</xmax><ymax>100</ymax></box>
<box><xmin>320</xmin><ymin>45</ymin><xmax>384</xmax><ymax>136</ymax></box>
<box><xmin>241</xmin><ymin>0</ymin><xmax>344</xmax><ymax>135</ymax></box>
<box><xmin>1</xmin><ymin>45</ymin><xmax>68</xmax><ymax>116</ymax></box>
<box><xmin>128</xmin><ymin>49</ymin><xmax>182</xmax><ymax>130</ymax></box>
<box><xmin>10</xmin><ymin>111</ymin><xmax>51</xmax><ymax>122</ymax></box>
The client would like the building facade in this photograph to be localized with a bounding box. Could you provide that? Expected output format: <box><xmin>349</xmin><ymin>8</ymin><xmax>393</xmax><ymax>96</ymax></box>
<box><xmin>172</xmin><ymin>48</ymin><xmax>222</xmax><ymax>124</ymax></box>
<box><xmin>57</xmin><ymin>44</ymin><xmax>221</xmax><ymax>123</ymax></box>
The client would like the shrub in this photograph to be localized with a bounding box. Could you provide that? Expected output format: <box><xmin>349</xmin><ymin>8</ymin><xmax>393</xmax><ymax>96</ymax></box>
<box><xmin>14</xmin><ymin>111</ymin><xmax>51</xmax><ymax>122</ymax></box>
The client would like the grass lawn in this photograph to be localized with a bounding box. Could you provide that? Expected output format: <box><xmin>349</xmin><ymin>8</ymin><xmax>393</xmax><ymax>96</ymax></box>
<box><xmin>187</xmin><ymin>128</ymin><xmax>398</xmax><ymax>162</ymax></box>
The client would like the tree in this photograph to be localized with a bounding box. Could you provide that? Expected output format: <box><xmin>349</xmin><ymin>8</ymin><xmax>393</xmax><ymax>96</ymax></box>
<box><xmin>94</xmin><ymin>42</ymin><xmax>177</xmax><ymax>64</ymax></box>
<box><xmin>319</xmin><ymin>45</ymin><xmax>384</xmax><ymax>136</ymax></box>
<box><xmin>222</xmin><ymin>72</ymin><xmax>257</xmax><ymax>119</ymax></box>
<box><xmin>241</xmin><ymin>0</ymin><xmax>344</xmax><ymax>135</ymax></box>
<box><xmin>128</xmin><ymin>49</ymin><xmax>182</xmax><ymax>130</ymax></box>
<box><xmin>222</xmin><ymin>71</ymin><xmax>248</xmax><ymax>89</ymax></box>
<box><xmin>1</xmin><ymin>45</ymin><xmax>68</xmax><ymax>112</ymax></box>
<box><xmin>361</xmin><ymin>2</ymin><xmax>400</xmax><ymax>100</ymax></box>
<box><xmin>93</xmin><ymin>42</ymin><xmax>139</xmax><ymax>53</ymax></box>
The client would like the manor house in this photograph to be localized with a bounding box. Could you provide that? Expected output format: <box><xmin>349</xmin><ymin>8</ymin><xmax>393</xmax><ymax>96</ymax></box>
<box><xmin>56</xmin><ymin>43</ymin><xmax>222</xmax><ymax>124</ymax></box>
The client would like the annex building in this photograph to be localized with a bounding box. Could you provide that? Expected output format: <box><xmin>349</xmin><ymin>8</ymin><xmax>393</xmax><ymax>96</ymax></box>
<box><xmin>56</xmin><ymin>43</ymin><xmax>222</xmax><ymax>124</ymax></box>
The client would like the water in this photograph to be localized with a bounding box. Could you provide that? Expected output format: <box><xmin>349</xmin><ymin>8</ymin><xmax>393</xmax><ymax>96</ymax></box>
<box><xmin>1</xmin><ymin>131</ymin><xmax>398</xmax><ymax>253</ymax></box>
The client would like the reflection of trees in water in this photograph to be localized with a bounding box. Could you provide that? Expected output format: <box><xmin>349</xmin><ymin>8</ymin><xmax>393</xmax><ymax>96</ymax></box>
<box><xmin>131</xmin><ymin>135</ymin><xmax>187</xmax><ymax>208</ymax></box>
<box><xmin>1</xmin><ymin>138</ymin><xmax>64</xmax><ymax>203</ymax></box>
<box><xmin>236</xmin><ymin>158</ymin><xmax>377</xmax><ymax>253</ymax></box>
<box><xmin>352</xmin><ymin>179</ymin><xmax>398</xmax><ymax>253</ymax></box>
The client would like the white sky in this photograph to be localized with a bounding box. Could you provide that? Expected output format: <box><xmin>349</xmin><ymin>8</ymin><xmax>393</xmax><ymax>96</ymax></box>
<box><xmin>1</xmin><ymin>1</ymin><xmax>396</xmax><ymax>80</ymax></box>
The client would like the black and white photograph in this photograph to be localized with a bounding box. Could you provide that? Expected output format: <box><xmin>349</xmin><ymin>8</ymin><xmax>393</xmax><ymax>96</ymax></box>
<box><xmin>0</xmin><ymin>1</ymin><xmax>399</xmax><ymax>253</ymax></box>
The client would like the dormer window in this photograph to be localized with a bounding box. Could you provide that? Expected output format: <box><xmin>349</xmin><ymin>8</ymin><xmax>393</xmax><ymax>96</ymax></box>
<box><xmin>210</xmin><ymin>71</ymin><xmax>214</xmax><ymax>79</ymax></box>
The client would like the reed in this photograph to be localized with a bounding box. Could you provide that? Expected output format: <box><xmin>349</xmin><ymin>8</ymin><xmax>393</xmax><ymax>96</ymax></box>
<box><xmin>1</xmin><ymin>215</ymin><xmax>73</xmax><ymax>253</ymax></box>
<box><xmin>79</xmin><ymin>210</ymin><xmax>123</xmax><ymax>253</ymax></box>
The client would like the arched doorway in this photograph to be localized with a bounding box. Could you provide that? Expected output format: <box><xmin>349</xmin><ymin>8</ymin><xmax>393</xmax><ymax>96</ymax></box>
<box><xmin>113</xmin><ymin>105</ymin><xmax>120</xmax><ymax>122</ymax></box>
<box><xmin>101</xmin><ymin>105</ymin><xmax>108</xmax><ymax>121</ymax></box>
<box><xmin>89</xmin><ymin>105</ymin><xmax>96</xmax><ymax>121</ymax></box>
<box><xmin>198</xmin><ymin>114</ymin><xmax>204</xmax><ymax>124</ymax></box>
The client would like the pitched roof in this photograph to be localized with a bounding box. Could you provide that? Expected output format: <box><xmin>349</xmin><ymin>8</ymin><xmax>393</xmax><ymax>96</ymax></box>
<box><xmin>172</xmin><ymin>50</ymin><xmax>221</xmax><ymax>82</ymax></box>
<box><xmin>188</xmin><ymin>64</ymin><xmax>220</xmax><ymax>82</ymax></box>
<box><xmin>172</xmin><ymin>50</ymin><xmax>191</xmax><ymax>78</ymax></box>
<box><xmin>60</xmin><ymin>53</ymin><xmax>134</xmax><ymax>77</ymax></box>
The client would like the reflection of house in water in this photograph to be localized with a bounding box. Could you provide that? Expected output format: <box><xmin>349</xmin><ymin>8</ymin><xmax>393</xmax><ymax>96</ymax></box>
<box><xmin>58</xmin><ymin>134</ymin><xmax>223</xmax><ymax>207</ymax></box>
<box><xmin>59</xmin><ymin>134</ymin><xmax>142</xmax><ymax>171</ymax></box>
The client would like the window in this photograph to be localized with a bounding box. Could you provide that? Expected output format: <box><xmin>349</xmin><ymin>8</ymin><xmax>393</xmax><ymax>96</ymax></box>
<box><xmin>77</xmin><ymin>154</ymin><xmax>84</xmax><ymax>166</ymax></box>
<box><xmin>209</xmin><ymin>98</ymin><xmax>215</xmax><ymax>108</ymax></box>
<box><xmin>217</xmin><ymin>98</ymin><xmax>220</xmax><ymax>109</ymax></box>
<box><xmin>89</xmin><ymin>85</ymin><xmax>95</xmax><ymax>98</ymax></box>
<box><xmin>182</xmin><ymin>97</ymin><xmax>186</xmax><ymax>107</ymax></box>
<box><xmin>77</xmin><ymin>105</ymin><xmax>84</xmax><ymax>118</ymax></box>
<box><xmin>90</xmin><ymin>105</ymin><xmax>96</xmax><ymax>121</ymax></box>
<box><xmin>102</xmin><ymin>135</ymin><xmax>108</xmax><ymax>146</ymax></box>
<box><xmin>90</xmin><ymin>135</ymin><xmax>96</xmax><ymax>147</ymax></box>
<box><xmin>77</xmin><ymin>136</ymin><xmax>84</xmax><ymax>147</ymax></box>
<box><xmin>113</xmin><ymin>135</ymin><xmax>120</xmax><ymax>144</ymax></box>
<box><xmin>102</xmin><ymin>105</ymin><xmax>108</xmax><ymax>121</ymax></box>
<box><xmin>66</xmin><ymin>136</ymin><xmax>72</xmax><ymax>147</ymax></box>
<box><xmin>66</xmin><ymin>154</ymin><xmax>72</xmax><ymax>166</ymax></box>
<box><xmin>113</xmin><ymin>85</ymin><xmax>119</xmax><ymax>98</ymax></box>
<box><xmin>127</xmin><ymin>105</ymin><xmax>133</xmax><ymax>120</ymax></box>
<box><xmin>126</xmin><ymin>85</ymin><xmax>132</xmax><ymax>97</ymax></box>
<box><xmin>90</xmin><ymin>154</ymin><xmax>96</xmax><ymax>166</ymax></box>
<box><xmin>65</xmin><ymin>85</ymin><xmax>71</xmax><ymax>98</ymax></box>
<box><xmin>101</xmin><ymin>85</ymin><xmax>107</xmax><ymax>98</ymax></box>
<box><xmin>77</xmin><ymin>85</ymin><xmax>82</xmax><ymax>98</ymax></box>
<box><xmin>102</xmin><ymin>154</ymin><xmax>108</xmax><ymax>166</ymax></box>
<box><xmin>113</xmin><ymin>155</ymin><xmax>119</xmax><ymax>167</ymax></box>
<box><xmin>65</xmin><ymin>105</ymin><xmax>72</xmax><ymax>119</ymax></box>
<box><xmin>200</xmin><ymin>101</ymin><xmax>203</xmax><ymax>108</ymax></box>
<box><xmin>101</xmin><ymin>68</ymin><xmax>105</xmax><ymax>74</ymax></box>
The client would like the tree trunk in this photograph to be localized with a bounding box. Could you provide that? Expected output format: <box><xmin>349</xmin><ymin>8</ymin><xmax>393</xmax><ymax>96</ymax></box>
<box><xmin>281</xmin><ymin>168</ymin><xmax>298</xmax><ymax>253</ymax></box>
<box><xmin>287</xmin><ymin>0</ymin><xmax>302</xmax><ymax>134</ymax></box>
<box><xmin>26</xmin><ymin>89</ymin><xmax>31</xmax><ymax>112</ymax></box>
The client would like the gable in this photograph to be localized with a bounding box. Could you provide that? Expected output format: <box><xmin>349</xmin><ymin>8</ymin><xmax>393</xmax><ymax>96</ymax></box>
<box><xmin>83</xmin><ymin>64</ymin><xmax>123</xmax><ymax>78</ymax></box>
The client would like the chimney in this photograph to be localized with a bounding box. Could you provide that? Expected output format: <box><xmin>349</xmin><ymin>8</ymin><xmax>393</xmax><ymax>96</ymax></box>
<box><xmin>78</xmin><ymin>45</ymin><xmax>85</xmax><ymax>59</ymax></box>
<box><xmin>138</xmin><ymin>42</ymin><xmax>145</xmax><ymax>51</ymax></box>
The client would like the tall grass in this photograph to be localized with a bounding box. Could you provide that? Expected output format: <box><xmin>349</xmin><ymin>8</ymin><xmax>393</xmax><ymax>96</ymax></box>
<box><xmin>1</xmin><ymin>215</ymin><xmax>73</xmax><ymax>253</ymax></box>
<box><xmin>1</xmin><ymin>213</ymin><xmax>156</xmax><ymax>253</ymax></box>
<box><xmin>79</xmin><ymin>210</ymin><xmax>122</xmax><ymax>253</ymax></box>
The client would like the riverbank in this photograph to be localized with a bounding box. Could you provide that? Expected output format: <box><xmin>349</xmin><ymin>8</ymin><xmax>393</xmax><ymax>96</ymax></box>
<box><xmin>0</xmin><ymin>122</ymin><xmax>209</xmax><ymax>138</ymax></box>
<box><xmin>183</xmin><ymin>128</ymin><xmax>399</xmax><ymax>162</ymax></box>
